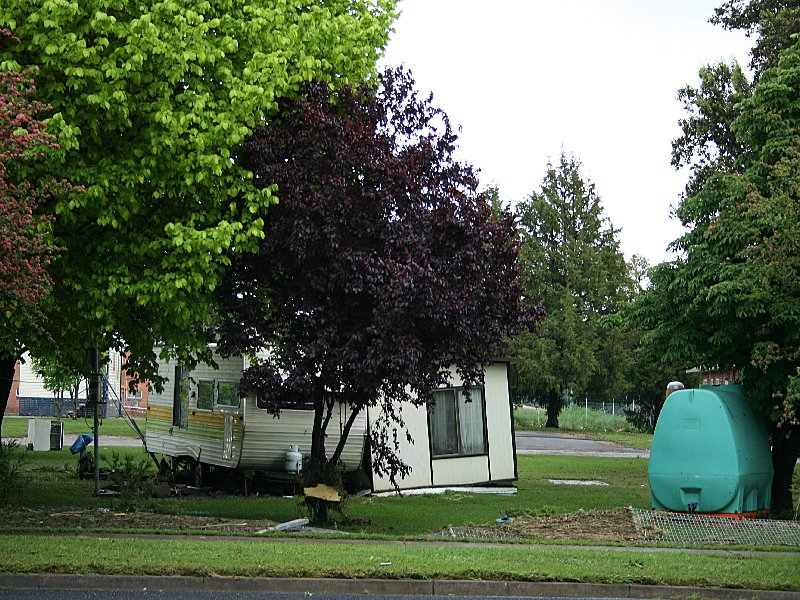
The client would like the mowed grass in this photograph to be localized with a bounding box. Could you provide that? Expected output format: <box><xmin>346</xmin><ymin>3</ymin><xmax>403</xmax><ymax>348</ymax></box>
<box><xmin>3</xmin><ymin>444</ymin><xmax>798</xmax><ymax>591</ymax></box>
<box><xmin>3</xmin><ymin>446</ymin><xmax>651</xmax><ymax>535</ymax></box>
<box><xmin>342</xmin><ymin>455</ymin><xmax>649</xmax><ymax>536</ymax></box>
<box><xmin>3</xmin><ymin>416</ymin><xmax>139</xmax><ymax>439</ymax></box>
<box><xmin>2</xmin><ymin>534</ymin><xmax>798</xmax><ymax>591</ymax></box>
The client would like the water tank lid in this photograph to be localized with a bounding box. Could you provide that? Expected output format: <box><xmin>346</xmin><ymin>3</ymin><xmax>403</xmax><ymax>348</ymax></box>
<box><xmin>666</xmin><ymin>381</ymin><xmax>684</xmax><ymax>390</ymax></box>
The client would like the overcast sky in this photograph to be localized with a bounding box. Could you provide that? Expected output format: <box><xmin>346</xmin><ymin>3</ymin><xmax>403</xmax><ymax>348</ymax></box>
<box><xmin>380</xmin><ymin>0</ymin><xmax>753</xmax><ymax>265</ymax></box>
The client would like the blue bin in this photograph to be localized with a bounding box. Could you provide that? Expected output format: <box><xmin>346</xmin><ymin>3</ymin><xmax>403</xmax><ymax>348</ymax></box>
<box><xmin>69</xmin><ymin>434</ymin><xmax>94</xmax><ymax>455</ymax></box>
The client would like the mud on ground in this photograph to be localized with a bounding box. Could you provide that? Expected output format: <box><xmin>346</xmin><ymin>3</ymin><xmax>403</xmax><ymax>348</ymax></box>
<box><xmin>0</xmin><ymin>506</ymin><xmax>656</xmax><ymax>543</ymax></box>
<box><xmin>0</xmin><ymin>507</ymin><xmax>280</xmax><ymax>535</ymax></box>
<box><xmin>444</xmin><ymin>507</ymin><xmax>659</xmax><ymax>543</ymax></box>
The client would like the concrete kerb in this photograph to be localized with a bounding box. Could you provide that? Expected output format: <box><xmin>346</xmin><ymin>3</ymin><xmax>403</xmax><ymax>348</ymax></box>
<box><xmin>1</xmin><ymin>574</ymin><xmax>798</xmax><ymax>599</ymax></box>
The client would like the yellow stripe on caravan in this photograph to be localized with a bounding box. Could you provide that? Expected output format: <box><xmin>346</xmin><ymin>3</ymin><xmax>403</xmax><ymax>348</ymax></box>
<box><xmin>147</xmin><ymin>405</ymin><xmax>172</xmax><ymax>422</ymax></box>
<box><xmin>146</xmin><ymin>405</ymin><xmax>243</xmax><ymax>428</ymax></box>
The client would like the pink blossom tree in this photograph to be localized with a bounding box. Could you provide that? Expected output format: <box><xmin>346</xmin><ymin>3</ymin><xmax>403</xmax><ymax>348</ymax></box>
<box><xmin>0</xmin><ymin>30</ymin><xmax>76</xmax><ymax>439</ymax></box>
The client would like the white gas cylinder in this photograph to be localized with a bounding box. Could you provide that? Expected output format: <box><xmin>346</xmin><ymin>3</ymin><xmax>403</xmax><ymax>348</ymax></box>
<box><xmin>285</xmin><ymin>444</ymin><xmax>302</xmax><ymax>475</ymax></box>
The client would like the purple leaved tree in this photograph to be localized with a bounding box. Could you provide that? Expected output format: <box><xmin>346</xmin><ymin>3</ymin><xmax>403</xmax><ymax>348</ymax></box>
<box><xmin>217</xmin><ymin>68</ymin><xmax>542</xmax><ymax>522</ymax></box>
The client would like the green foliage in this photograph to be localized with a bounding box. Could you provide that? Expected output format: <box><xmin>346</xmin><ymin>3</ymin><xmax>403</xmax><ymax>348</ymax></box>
<box><xmin>645</xmin><ymin>40</ymin><xmax>800</xmax><ymax>401</ymax></box>
<box><xmin>514</xmin><ymin>406</ymin><xmax>638</xmax><ymax>433</ymax></box>
<box><xmin>510</xmin><ymin>153</ymin><xmax>632</xmax><ymax>424</ymax></box>
<box><xmin>105</xmin><ymin>451</ymin><xmax>157</xmax><ymax>512</ymax></box>
<box><xmin>0</xmin><ymin>0</ymin><xmax>397</xmax><ymax>385</ymax></box>
<box><xmin>634</xmin><ymin>39</ymin><xmax>800</xmax><ymax>512</ymax></box>
<box><xmin>2</xmin><ymin>416</ymin><xmax>136</xmax><ymax>439</ymax></box>
<box><xmin>0</xmin><ymin>440</ymin><xmax>25</xmax><ymax>500</ymax></box>
<box><xmin>711</xmin><ymin>0</ymin><xmax>800</xmax><ymax>77</ymax></box>
<box><xmin>674</xmin><ymin>1</ymin><xmax>800</xmax><ymax>200</ymax></box>
<box><xmin>671</xmin><ymin>60</ymin><xmax>752</xmax><ymax>198</ymax></box>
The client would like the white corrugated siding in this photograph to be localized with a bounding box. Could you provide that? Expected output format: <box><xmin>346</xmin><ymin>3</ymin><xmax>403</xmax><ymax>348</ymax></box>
<box><xmin>239</xmin><ymin>399</ymin><xmax>366</xmax><ymax>471</ymax></box>
<box><xmin>145</xmin><ymin>350</ymin><xmax>365</xmax><ymax>473</ymax></box>
<box><xmin>145</xmin><ymin>353</ymin><xmax>244</xmax><ymax>469</ymax></box>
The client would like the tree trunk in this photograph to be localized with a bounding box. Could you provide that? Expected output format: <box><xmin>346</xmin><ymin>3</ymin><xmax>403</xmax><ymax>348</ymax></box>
<box><xmin>770</xmin><ymin>426</ymin><xmax>800</xmax><ymax>516</ymax></box>
<box><xmin>545</xmin><ymin>389</ymin><xmax>560</xmax><ymax>428</ymax></box>
<box><xmin>309</xmin><ymin>392</ymin><xmax>327</xmax><ymax>467</ymax></box>
<box><xmin>305</xmin><ymin>391</ymin><xmax>339</xmax><ymax>525</ymax></box>
<box><xmin>329</xmin><ymin>403</ymin><xmax>362</xmax><ymax>467</ymax></box>
<box><xmin>0</xmin><ymin>355</ymin><xmax>17</xmax><ymax>443</ymax></box>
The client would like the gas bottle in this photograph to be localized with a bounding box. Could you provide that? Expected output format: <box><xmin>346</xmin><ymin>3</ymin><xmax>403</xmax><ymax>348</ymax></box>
<box><xmin>285</xmin><ymin>444</ymin><xmax>302</xmax><ymax>475</ymax></box>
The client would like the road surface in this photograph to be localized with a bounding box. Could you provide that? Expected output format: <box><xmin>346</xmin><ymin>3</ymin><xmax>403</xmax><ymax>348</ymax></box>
<box><xmin>515</xmin><ymin>431</ymin><xmax>649</xmax><ymax>458</ymax></box>
<box><xmin>14</xmin><ymin>431</ymin><xmax>647</xmax><ymax>457</ymax></box>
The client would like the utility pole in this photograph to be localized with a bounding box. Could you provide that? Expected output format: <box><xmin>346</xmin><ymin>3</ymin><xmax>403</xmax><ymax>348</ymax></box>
<box><xmin>87</xmin><ymin>348</ymin><xmax>101</xmax><ymax>496</ymax></box>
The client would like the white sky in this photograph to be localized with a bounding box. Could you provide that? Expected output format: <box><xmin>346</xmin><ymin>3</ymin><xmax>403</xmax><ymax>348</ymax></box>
<box><xmin>380</xmin><ymin>0</ymin><xmax>753</xmax><ymax>265</ymax></box>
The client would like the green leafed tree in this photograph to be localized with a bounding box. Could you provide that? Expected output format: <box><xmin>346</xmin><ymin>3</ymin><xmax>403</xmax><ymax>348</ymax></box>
<box><xmin>711</xmin><ymin>0</ymin><xmax>800</xmax><ymax>76</ymax></box>
<box><xmin>671</xmin><ymin>60</ymin><xmax>752</xmax><ymax>198</ymax></box>
<box><xmin>510</xmin><ymin>153</ymin><xmax>631</xmax><ymax>427</ymax></box>
<box><xmin>633</xmin><ymin>39</ymin><xmax>800</xmax><ymax>514</ymax></box>
<box><xmin>0</xmin><ymin>1</ymin><xmax>396</xmax><ymax>435</ymax></box>
<box><xmin>30</xmin><ymin>353</ymin><xmax>82</xmax><ymax>419</ymax></box>
<box><xmin>672</xmin><ymin>1</ymin><xmax>800</xmax><ymax>199</ymax></box>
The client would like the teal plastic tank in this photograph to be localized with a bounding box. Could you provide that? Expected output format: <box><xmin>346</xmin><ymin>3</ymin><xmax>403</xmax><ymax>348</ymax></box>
<box><xmin>648</xmin><ymin>384</ymin><xmax>773</xmax><ymax>515</ymax></box>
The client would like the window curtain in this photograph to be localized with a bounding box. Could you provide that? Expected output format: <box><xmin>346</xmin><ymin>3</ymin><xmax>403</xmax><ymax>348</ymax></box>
<box><xmin>457</xmin><ymin>387</ymin><xmax>486</xmax><ymax>454</ymax></box>
<box><xmin>431</xmin><ymin>389</ymin><xmax>457</xmax><ymax>456</ymax></box>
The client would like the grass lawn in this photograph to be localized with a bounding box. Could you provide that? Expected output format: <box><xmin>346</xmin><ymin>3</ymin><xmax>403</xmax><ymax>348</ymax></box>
<box><xmin>2</xmin><ymin>534</ymin><xmax>798</xmax><ymax>591</ymax></box>
<box><xmin>587</xmin><ymin>432</ymin><xmax>652</xmax><ymax>450</ymax></box>
<box><xmin>2</xmin><ymin>444</ymin><xmax>798</xmax><ymax>591</ymax></box>
<box><xmin>3</xmin><ymin>415</ymin><xmax>140</xmax><ymax>439</ymax></box>
<box><xmin>344</xmin><ymin>454</ymin><xmax>650</xmax><ymax>536</ymax></box>
<box><xmin>4</xmin><ymin>446</ymin><xmax>652</xmax><ymax>534</ymax></box>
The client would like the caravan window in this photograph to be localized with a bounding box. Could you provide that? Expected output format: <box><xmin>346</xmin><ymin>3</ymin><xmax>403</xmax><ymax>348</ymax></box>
<box><xmin>256</xmin><ymin>392</ymin><xmax>314</xmax><ymax>411</ymax></box>
<box><xmin>216</xmin><ymin>381</ymin><xmax>241</xmax><ymax>408</ymax></box>
<box><xmin>196</xmin><ymin>380</ymin><xmax>214</xmax><ymax>410</ymax></box>
<box><xmin>429</xmin><ymin>386</ymin><xmax>487</xmax><ymax>458</ymax></box>
<box><xmin>172</xmin><ymin>366</ymin><xmax>189</xmax><ymax>429</ymax></box>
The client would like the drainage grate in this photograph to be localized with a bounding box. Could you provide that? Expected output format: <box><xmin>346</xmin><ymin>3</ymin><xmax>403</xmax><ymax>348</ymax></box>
<box><xmin>631</xmin><ymin>508</ymin><xmax>800</xmax><ymax>547</ymax></box>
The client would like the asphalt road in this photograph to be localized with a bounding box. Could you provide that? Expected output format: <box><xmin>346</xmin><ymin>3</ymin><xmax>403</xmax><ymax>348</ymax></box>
<box><xmin>21</xmin><ymin>431</ymin><xmax>648</xmax><ymax>457</ymax></box>
<box><xmin>0</xmin><ymin>592</ymin><xmax>634</xmax><ymax>600</ymax></box>
<box><xmin>515</xmin><ymin>431</ymin><xmax>649</xmax><ymax>458</ymax></box>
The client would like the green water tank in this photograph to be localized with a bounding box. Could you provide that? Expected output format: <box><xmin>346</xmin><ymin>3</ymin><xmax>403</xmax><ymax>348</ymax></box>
<box><xmin>648</xmin><ymin>384</ymin><xmax>773</xmax><ymax>515</ymax></box>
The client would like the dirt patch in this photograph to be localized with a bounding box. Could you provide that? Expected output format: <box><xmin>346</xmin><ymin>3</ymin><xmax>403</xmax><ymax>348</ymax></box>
<box><xmin>0</xmin><ymin>507</ymin><xmax>279</xmax><ymax>535</ymax></box>
<box><xmin>0</xmin><ymin>506</ymin><xmax>658</xmax><ymax>543</ymax></box>
<box><xmin>443</xmin><ymin>507</ymin><xmax>660</xmax><ymax>543</ymax></box>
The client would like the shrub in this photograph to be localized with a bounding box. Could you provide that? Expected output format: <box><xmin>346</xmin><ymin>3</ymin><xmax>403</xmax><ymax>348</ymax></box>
<box><xmin>514</xmin><ymin>406</ymin><xmax>637</xmax><ymax>433</ymax></box>
<box><xmin>105</xmin><ymin>451</ymin><xmax>156</xmax><ymax>511</ymax></box>
<box><xmin>0</xmin><ymin>441</ymin><xmax>25</xmax><ymax>500</ymax></box>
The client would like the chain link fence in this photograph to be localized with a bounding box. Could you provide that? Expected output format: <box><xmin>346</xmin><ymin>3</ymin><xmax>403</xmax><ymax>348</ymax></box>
<box><xmin>631</xmin><ymin>508</ymin><xmax>800</xmax><ymax>547</ymax></box>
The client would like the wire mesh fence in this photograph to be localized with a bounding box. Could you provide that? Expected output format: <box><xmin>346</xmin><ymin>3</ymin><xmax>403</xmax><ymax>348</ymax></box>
<box><xmin>432</xmin><ymin>507</ymin><xmax>800</xmax><ymax>547</ymax></box>
<box><xmin>631</xmin><ymin>508</ymin><xmax>800</xmax><ymax>547</ymax></box>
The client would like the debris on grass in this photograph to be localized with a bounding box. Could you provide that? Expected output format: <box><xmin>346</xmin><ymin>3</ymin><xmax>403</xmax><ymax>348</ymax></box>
<box><xmin>548</xmin><ymin>479</ymin><xmax>609</xmax><ymax>486</ymax></box>
<box><xmin>441</xmin><ymin>507</ymin><xmax>650</xmax><ymax>543</ymax></box>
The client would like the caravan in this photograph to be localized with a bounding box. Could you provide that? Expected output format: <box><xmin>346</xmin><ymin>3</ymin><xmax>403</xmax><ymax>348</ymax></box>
<box><xmin>144</xmin><ymin>348</ymin><xmax>518</xmax><ymax>492</ymax></box>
